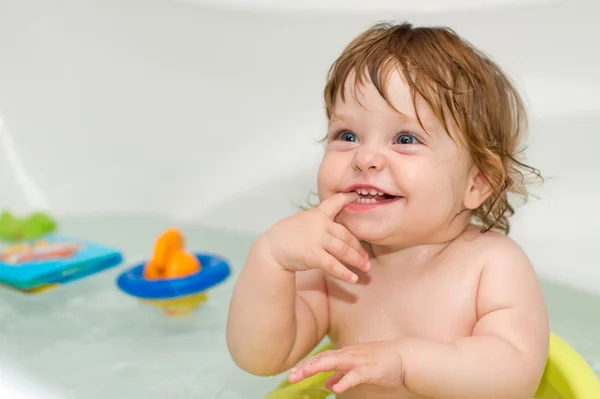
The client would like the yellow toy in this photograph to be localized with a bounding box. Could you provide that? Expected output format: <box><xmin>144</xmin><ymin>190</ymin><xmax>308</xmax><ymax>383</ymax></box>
<box><xmin>141</xmin><ymin>228</ymin><xmax>205</xmax><ymax>316</ymax></box>
<box><xmin>265</xmin><ymin>332</ymin><xmax>599</xmax><ymax>399</ymax></box>
<box><xmin>535</xmin><ymin>333</ymin><xmax>600</xmax><ymax>399</ymax></box>
<box><xmin>116</xmin><ymin>228</ymin><xmax>231</xmax><ymax>318</ymax></box>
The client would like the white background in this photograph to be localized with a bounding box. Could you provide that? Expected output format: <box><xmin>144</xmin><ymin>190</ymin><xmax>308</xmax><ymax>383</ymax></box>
<box><xmin>0</xmin><ymin>0</ymin><xmax>598</xmax><ymax>295</ymax></box>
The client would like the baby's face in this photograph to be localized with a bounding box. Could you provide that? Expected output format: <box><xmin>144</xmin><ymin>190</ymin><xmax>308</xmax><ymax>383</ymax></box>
<box><xmin>317</xmin><ymin>72</ymin><xmax>475</xmax><ymax>247</ymax></box>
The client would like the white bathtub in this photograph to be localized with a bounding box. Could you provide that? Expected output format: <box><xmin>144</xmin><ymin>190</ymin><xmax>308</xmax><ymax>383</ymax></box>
<box><xmin>0</xmin><ymin>0</ymin><xmax>598</xmax><ymax>397</ymax></box>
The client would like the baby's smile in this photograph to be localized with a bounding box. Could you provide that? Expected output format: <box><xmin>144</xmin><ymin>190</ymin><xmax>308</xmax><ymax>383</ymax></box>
<box><xmin>343</xmin><ymin>184</ymin><xmax>403</xmax><ymax>211</ymax></box>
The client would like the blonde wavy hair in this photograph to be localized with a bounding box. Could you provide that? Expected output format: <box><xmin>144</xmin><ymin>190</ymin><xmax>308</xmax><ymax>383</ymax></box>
<box><xmin>320</xmin><ymin>21</ymin><xmax>542</xmax><ymax>234</ymax></box>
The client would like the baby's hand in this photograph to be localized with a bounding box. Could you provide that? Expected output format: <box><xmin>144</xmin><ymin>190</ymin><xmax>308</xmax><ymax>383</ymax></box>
<box><xmin>288</xmin><ymin>341</ymin><xmax>405</xmax><ymax>394</ymax></box>
<box><xmin>262</xmin><ymin>192</ymin><xmax>370</xmax><ymax>283</ymax></box>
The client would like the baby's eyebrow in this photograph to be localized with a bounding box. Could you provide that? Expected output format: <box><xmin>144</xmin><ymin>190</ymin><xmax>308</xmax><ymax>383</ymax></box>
<box><xmin>329</xmin><ymin>110</ymin><xmax>437</xmax><ymax>137</ymax></box>
<box><xmin>396</xmin><ymin>108</ymin><xmax>444</xmax><ymax>135</ymax></box>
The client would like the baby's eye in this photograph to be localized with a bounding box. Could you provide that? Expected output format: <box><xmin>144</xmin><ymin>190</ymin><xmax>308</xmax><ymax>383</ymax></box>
<box><xmin>396</xmin><ymin>133</ymin><xmax>418</xmax><ymax>145</ymax></box>
<box><xmin>339</xmin><ymin>131</ymin><xmax>358</xmax><ymax>143</ymax></box>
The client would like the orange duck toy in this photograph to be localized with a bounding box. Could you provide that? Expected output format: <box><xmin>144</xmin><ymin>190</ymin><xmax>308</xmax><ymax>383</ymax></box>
<box><xmin>143</xmin><ymin>228</ymin><xmax>201</xmax><ymax>280</ymax></box>
<box><xmin>117</xmin><ymin>227</ymin><xmax>231</xmax><ymax>318</ymax></box>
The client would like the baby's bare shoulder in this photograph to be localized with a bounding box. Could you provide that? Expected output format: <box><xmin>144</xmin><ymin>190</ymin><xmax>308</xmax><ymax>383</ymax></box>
<box><xmin>458</xmin><ymin>227</ymin><xmax>531</xmax><ymax>268</ymax></box>
<box><xmin>455</xmin><ymin>228</ymin><xmax>542</xmax><ymax>300</ymax></box>
<box><xmin>459</xmin><ymin>227</ymin><xmax>546</xmax><ymax>316</ymax></box>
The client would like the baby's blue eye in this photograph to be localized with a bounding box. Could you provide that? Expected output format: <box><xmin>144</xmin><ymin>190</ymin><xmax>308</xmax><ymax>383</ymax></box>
<box><xmin>396</xmin><ymin>133</ymin><xmax>417</xmax><ymax>145</ymax></box>
<box><xmin>340</xmin><ymin>131</ymin><xmax>358</xmax><ymax>142</ymax></box>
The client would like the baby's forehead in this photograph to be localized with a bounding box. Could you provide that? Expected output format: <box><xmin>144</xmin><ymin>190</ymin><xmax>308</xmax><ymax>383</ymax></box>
<box><xmin>333</xmin><ymin>71</ymin><xmax>441</xmax><ymax>125</ymax></box>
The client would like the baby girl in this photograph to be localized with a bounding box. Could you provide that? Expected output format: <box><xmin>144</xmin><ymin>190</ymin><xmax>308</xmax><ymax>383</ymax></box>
<box><xmin>227</xmin><ymin>21</ymin><xmax>548</xmax><ymax>399</ymax></box>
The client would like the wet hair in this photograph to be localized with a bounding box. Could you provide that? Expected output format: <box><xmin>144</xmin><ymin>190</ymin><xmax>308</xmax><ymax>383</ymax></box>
<box><xmin>323</xmin><ymin>21</ymin><xmax>542</xmax><ymax>234</ymax></box>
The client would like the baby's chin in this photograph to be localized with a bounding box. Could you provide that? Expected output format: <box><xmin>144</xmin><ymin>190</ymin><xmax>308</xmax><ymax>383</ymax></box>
<box><xmin>341</xmin><ymin>218</ymin><xmax>399</xmax><ymax>245</ymax></box>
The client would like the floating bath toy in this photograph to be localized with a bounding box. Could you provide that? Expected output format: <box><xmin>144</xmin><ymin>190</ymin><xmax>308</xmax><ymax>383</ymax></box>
<box><xmin>0</xmin><ymin>211</ymin><xmax>57</xmax><ymax>241</ymax></box>
<box><xmin>265</xmin><ymin>333</ymin><xmax>600</xmax><ymax>399</ymax></box>
<box><xmin>143</xmin><ymin>228</ymin><xmax>200</xmax><ymax>280</ymax></box>
<box><xmin>116</xmin><ymin>228</ymin><xmax>231</xmax><ymax>317</ymax></box>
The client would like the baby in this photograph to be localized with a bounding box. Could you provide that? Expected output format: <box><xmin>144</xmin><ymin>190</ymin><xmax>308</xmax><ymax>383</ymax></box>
<box><xmin>226</xmin><ymin>21</ymin><xmax>549</xmax><ymax>399</ymax></box>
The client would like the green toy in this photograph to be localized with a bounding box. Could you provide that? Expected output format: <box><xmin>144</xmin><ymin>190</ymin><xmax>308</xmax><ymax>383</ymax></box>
<box><xmin>0</xmin><ymin>211</ymin><xmax>57</xmax><ymax>241</ymax></box>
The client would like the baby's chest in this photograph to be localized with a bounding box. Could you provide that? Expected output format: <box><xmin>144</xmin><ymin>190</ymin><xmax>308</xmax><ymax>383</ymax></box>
<box><xmin>327</xmin><ymin>264</ymin><xmax>481</xmax><ymax>346</ymax></box>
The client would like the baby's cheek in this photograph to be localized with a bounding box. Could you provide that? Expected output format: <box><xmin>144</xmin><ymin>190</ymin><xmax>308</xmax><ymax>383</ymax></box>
<box><xmin>414</xmin><ymin>170</ymin><xmax>459</xmax><ymax>215</ymax></box>
<box><xmin>317</xmin><ymin>159</ymin><xmax>337</xmax><ymax>198</ymax></box>
<box><xmin>405</xmin><ymin>165</ymin><xmax>448</xmax><ymax>195</ymax></box>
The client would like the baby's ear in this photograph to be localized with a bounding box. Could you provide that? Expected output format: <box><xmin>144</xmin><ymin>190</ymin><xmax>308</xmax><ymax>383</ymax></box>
<box><xmin>463</xmin><ymin>166</ymin><xmax>493</xmax><ymax>210</ymax></box>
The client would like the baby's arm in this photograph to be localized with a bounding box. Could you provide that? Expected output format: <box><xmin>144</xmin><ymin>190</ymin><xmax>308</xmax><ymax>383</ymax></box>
<box><xmin>226</xmin><ymin>237</ymin><xmax>329</xmax><ymax>376</ymax></box>
<box><xmin>398</xmin><ymin>237</ymin><xmax>549</xmax><ymax>399</ymax></box>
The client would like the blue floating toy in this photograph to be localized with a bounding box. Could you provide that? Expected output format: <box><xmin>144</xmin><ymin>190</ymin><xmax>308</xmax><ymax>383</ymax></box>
<box><xmin>116</xmin><ymin>252</ymin><xmax>231</xmax><ymax>317</ymax></box>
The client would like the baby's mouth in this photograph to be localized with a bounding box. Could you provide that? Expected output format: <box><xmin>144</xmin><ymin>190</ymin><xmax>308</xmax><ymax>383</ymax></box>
<box><xmin>352</xmin><ymin>188</ymin><xmax>398</xmax><ymax>204</ymax></box>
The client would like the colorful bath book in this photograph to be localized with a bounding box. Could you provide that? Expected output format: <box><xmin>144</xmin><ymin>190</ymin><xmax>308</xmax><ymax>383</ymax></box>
<box><xmin>0</xmin><ymin>234</ymin><xmax>123</xmax><ymax>292</ymax></box>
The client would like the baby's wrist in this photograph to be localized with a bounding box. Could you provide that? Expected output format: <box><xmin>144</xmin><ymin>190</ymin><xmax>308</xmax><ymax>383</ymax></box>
<box><xmin>252</xmin><ymin>233</ymin><xmax>291</xmax><ymax>275</ymax></box>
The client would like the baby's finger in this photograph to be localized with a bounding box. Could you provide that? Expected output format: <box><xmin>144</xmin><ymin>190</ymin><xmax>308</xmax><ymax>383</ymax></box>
<box><xmin>288</xmin><ymin>351</ymin><xmax>338</xmax><ymax>383</ymax></box>
<box><xmin>324</xmin><ymin>371</ymin><xmax>345</xmax><ymax>391</ymax></box>
<box><xmin>318</xmin><ymin>253</ymin><xmax>358</xmax><ymax>283</ymax></box>
<box><xmin>327</xmin><ymin>223</ymin><xmax>370</xmax><ymax>271</ymax></box>
<box><xmin>331</xmin><ymin>365</ymin><xmax>373</xmax><ymax>393</ymax></box>
<box><xmin>317</xmin><ymin>192</ymin><xmax>359</xmax><ymax>219</ymax></box>
<box><xmin>292</xmin><ymin>349</ymin><xmax>358</xmax><ymax>382</ymax></box>
<box><xmin>325</xmin><ymin>236</ymin><xmax>368</xmax><ymax>272</ymax></box>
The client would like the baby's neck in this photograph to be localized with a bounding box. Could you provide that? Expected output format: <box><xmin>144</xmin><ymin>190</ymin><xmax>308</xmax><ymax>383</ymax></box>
<box><xmin>365</xmin><ymin>223</ymin><xmax>476</xmax><ymax>267</ymax></box>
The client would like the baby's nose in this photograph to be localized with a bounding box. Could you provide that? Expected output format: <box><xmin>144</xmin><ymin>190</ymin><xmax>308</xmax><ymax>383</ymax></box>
<box><xmin>352</xmin><ymin>145</ymin><xmax>385</xmax><ymax>172</ymax></box>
